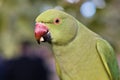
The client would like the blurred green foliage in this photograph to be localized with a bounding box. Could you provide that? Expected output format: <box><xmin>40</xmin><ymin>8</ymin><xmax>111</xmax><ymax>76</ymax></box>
<box><xmin>0</xmin><ymin>0</ymin><xmax>120</xmax><ymax>59</ymax></box>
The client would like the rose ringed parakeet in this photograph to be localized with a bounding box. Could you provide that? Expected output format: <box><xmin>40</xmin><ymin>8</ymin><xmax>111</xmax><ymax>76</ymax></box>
<box><xmin>34</xmin><ymin>9</ymin><xmax>119</xmax><ymax>80</ymax></box>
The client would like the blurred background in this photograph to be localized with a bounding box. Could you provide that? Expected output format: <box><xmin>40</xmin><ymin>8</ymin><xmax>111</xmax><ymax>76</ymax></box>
<box><xmin>0</xmin><ymin>0</ymin><xmax>120</xmax><ymax>80</ymax></box>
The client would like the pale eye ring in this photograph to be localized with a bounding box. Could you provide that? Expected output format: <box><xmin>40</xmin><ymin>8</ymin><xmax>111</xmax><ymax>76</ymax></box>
<box><xmin>54</xmin><ymin>18</ymin><xmax>60</xmax><ymax>24</ymax></box>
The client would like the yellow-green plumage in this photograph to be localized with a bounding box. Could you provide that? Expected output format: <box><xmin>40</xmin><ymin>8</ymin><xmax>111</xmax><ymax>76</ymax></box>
<box><xmin>35</xmin><ymin>9</ymin><xmax>119</xmax><ymax>80</ymax></box>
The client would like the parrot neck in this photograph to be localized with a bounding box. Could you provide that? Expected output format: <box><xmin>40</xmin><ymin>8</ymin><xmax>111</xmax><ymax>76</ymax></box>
<box><xmin>52</xmin><ymin>21</ymin><xmax>100</xmax><ymax>79</ymax></box>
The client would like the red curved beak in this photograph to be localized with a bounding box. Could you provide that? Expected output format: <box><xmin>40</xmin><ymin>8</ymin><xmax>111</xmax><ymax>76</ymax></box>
<box><xmin>34</xmin><ymin>22</ymin><xmax>48</xmax><ymax>44</ymax></box>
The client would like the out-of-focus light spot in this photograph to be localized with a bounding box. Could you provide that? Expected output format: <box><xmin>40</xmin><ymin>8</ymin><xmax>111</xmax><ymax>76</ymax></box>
<box><xmin>92</xmin><ymin>0</ymin><xmax>106</xmax><ymax>9</ymax></box>
<box><xmin>66</xmin><ymin>0</ymin><xmax>80</xmax><ymax>4</ymax></box>
<box><xmin>80</xmin><ymin>1</ymin><xmax>96</xmax><ymax>18</ymax></box>
<box><xmin>54</xmin><ymin>6</ymin><xmax>64</xmax><ymax>11</ymax></box>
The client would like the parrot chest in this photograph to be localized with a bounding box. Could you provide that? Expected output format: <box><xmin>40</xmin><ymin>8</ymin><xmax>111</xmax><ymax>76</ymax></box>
<box><xmin>53</xmin><ymin>39</ymin><xmax>109</xmax><ymax>80</ymax></box>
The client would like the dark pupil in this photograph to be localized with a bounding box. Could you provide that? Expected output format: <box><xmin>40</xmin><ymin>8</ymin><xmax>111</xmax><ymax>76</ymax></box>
<box><xmin>55</xmin><ymin>19</ymin><xmax>59</xmax><ymax>23</ymax></box>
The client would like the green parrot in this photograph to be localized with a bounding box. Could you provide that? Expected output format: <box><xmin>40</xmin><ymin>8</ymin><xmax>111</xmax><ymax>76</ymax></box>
<box><xmin>34</xmin><ymin>9</ymin><xmax>120</xmax><ymax>80</ymax></box>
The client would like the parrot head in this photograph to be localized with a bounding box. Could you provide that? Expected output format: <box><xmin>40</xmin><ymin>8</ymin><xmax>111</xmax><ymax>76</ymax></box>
<box><xmin>34</xmin><ymin>9</ymin><xmax>78</xmax><ymax>45</ymax></box>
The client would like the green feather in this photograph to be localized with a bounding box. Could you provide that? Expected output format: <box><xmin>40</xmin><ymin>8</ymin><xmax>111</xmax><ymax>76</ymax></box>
<box><xmin>97</xmin><ymin>39</ymin><xmax>120</xmax><ymax>80</ymax></box>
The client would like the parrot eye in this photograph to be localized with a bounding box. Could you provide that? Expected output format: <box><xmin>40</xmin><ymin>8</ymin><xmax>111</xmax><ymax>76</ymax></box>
<box><xmin>54</xmin><ymin>18</ymin><xmax>60</xmax><ymax>24</ymax></box>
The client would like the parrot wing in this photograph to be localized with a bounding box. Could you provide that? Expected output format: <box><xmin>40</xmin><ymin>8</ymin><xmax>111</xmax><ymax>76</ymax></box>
<box><xmin>96</xmin><ymin>39</ymin><xmax>119</xmax><ymax>80</ymax></box>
